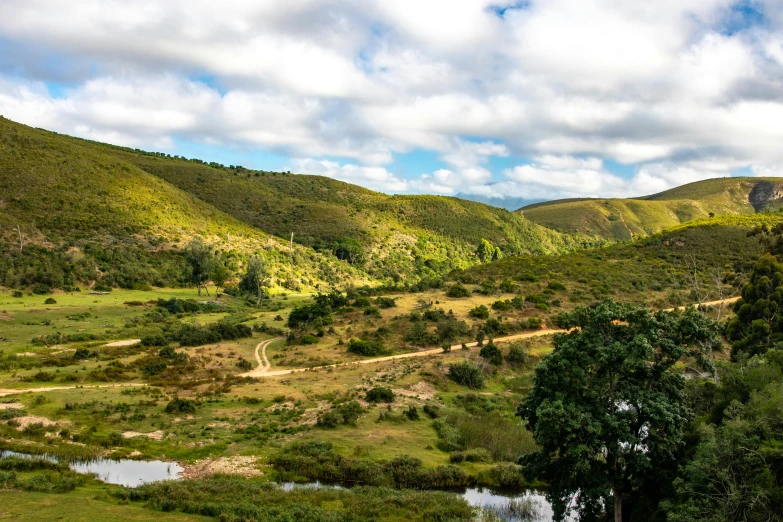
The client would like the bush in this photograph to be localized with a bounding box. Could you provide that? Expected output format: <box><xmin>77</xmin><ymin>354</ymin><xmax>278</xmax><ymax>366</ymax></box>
<box><xmin>165</xmin><ymin>397</ymin><xmax>197</xmax><ymax>414</ymax></box>
<box><xmin>506</xmin><ymin>342</ymin><xmax>529</xmax><ymax>365</ymax></box>
<box><xmin>375</xmin><ymin>297</ymin><xmax>397</xmax><ymax>308</ymax></box>
<box><xmin>423</xmin><ymin>403</ymin><xmax>441</xmax><ymax>419</ymax></box>
<box><xmin>480</xmin><ymin>343</ymin><xmax>503</xmax><ymax>366</ymax></box>
<box><xmin>468</xmin><ymin>305</ymin><xmax>490</xmax><ymax>319</ymax></box>
<box><xmin>547</xmin><ymin>281</ymin><xmax>567</xmax><ymax>292</ymax></box>
<box><xmin>404</xmin><ymin>406</ymin><xmax>420</xmax><ymax>420</ymax></box>
<box><xmin>347</xmin><ymin>338</ymin><xmax>390</xmax><ymax>356</ymax></box>
<box><xmin>446</xmin><ymin>285</ymin><xmax>471</xmax><ymax>298</ymax></box>
<box><xmin>141</xmin><ymin>334</ymin><xmax>168</xmax><ymax>347</ymax></box>
<box><xmin>366</xmin><ymin>387</ymin><xmax>395</xmax><ymax>403</ymax></box>
<box><xmin>44</xmin><ymin>297</ymin><xmax>57</xmax><ymax>305</ymax></box>
<box><xmin>12</xmin><ymin>290</ymin><xmax>23</xmax><ymax>298</ymax></box>
<box><xmin>448</xmin><ymin>362</ymin><xmax>485</xmax><ymax>389</ymax></box>
<box><xmin>523</xmin><ymin>317</ymin><xmax>543</xmax><ymax>330</ymax></box>
<box><xmin>300</xmin><ymin>334</ymin><xmax>319</xmax><ymax>345</ymax></box>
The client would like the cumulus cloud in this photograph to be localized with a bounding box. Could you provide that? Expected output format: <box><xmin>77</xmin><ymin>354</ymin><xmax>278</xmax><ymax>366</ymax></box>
<box><xmin>1</xmin><ymin>0</ymin><xmax>783</xmax><ymax>199</ymax></box>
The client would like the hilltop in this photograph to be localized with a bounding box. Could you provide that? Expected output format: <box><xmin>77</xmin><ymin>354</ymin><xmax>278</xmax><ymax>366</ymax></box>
<box><xmin>519</xmin><ymin>177</ymin><xmax>783</xmax><ymax>240</ymax></box>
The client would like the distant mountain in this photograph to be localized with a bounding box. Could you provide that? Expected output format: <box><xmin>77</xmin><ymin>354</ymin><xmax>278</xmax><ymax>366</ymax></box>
<box><xmin>519</xmin><ymin>178</ymin><xmax>783</xmax><ymax>240</ymax></box>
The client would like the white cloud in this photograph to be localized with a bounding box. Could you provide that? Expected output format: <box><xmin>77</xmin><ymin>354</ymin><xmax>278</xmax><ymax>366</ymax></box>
<box><xmin>291</xmin><ymin>158</ymin><xmax>409</xmax><ymax>193</ymax></box>
<box><xmin>1</xmin><ymin>0</ymin><xmax>783</xmax><ymax>199</ymax></box>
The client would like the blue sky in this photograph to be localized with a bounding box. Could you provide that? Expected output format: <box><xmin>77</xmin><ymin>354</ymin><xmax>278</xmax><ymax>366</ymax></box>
<box><xmin>1</xmin><ymin>0</ymin><xmax>782</xmax><ymax>208</ymax></box>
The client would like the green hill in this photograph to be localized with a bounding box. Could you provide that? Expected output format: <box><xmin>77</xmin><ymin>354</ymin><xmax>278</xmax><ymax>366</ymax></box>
<box><xmin>108</xmin><ymin>149</ymin><xmax>598</xmax><ymax>280</ymax></box>
<box><xmin>0</xmin><ymin>117</ymin><xmax>362</xmax><ymax>292</ymax></box>
<box><xmin>0</xmin><ymin>117</ymin><xmax>596</xmax><ymax>291</ymax></box>
<box><xmin>519</xmin><ymin>177</ymin><xmax>783</xmax><ymax>240</ymax></box>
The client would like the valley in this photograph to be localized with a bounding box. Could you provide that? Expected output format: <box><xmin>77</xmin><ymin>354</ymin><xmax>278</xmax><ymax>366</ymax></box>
<box><xmin>2</xmin><ymin>118</ymin><xmax>783</xmax><ymax>521</ymax></box>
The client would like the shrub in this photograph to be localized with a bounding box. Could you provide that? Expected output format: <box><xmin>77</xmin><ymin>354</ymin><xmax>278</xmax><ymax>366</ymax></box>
<box><xmin>44</xmin><ymin>297</ymin><xmax>57</xmax><ymax>305</ymax></box>
<box><xmin>404</xmin><ymin>406</ymin><xmax>420</xmax><ymax>420</ymax></box>
<box><xmin>141</xmin><ymin>334</ymin><xmax>168</xmax><ymax>347</ymax></box>
<box><xmin>446</xmin><ymin>285</ymin><xmax>471</xmax><ymax>298</ymax></box>
<box><xmin>468</xmin><ymin>305</ymin><xmax>490</xmax><ymax>319</ymax></box>
<box><xmin>448</xmin><ymin>362</ymin><xmax>485</xmax><ymax>389</ymax></box>
<box><xmin>165</xmin><ymin>397</ymin><xmax>197</xmax><ymax>414</ymax></box>
<box><xmin>236</xmin><ymin>358</ymin><xmax>252</xmax><ymax>371</ymax></box>
<box><xmin>347</xmin><ymin>338</ymin><xmax>390</xmax><ymax>357</ymax></box>
<box><xmin>423</xmin><ymin>403</ymin><xmax>441</xmax><ymax>419</ymax></box>
<box><xmin>523</xmin><ymin>317</ymin><xmax>543</xmax><ymax>329</ymax></box>
<box><xmin>12</xmin><ymin>290</ymin><xmax>23</xmax><ymax>298</ymax></box>
<box><xmin>300</xmin><ymin>334</ymin><xmax>319</xmax><ymax>345</ymax></box>
<box><xmin>547</xmin><ymin>281</ymin><xmax>567</xmax><ymax>291</ymax></box>
<box><xmin>366</xmin><ymin>387</ymin><xmax>395</xmax><ymax>403</ymax></box>
<box><xmin>142</xmin><ymin>360</ymin><xmax>167</xmax><ymax>376</ymax></box>
<box><xmin>72</xmin><ymin>348</ymin><xmax>91</xmax><ymax>360</ymax></box>
<box><xmin>491</xmin><ymin>300</ymin><xmax>512</xmax><ymax>312</ymax></box>
<box><xmin>480</xmin><ymin>343</ymin><xmax>503</xmax><ymax>366</ymax></box>
<box><xmin>375</xmin><ymin>297</ymin><xmax>397</xmax><ymax>308</ymax></box>
<box><xmin>506</xmin><ymin>342</ymin><xmax>529</xmax><ymax>365</ymax></box>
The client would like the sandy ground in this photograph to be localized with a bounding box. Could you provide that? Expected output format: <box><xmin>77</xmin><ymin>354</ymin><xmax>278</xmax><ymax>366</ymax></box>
<box><xmin>103</xmin><ymin>339</ymin><xmax>141</xmax><ymax>347</ymax></box>
<box><xmin>180</xmin><ymin>455</ymin><xmax>264</xmax><ymax>479</ymax></box>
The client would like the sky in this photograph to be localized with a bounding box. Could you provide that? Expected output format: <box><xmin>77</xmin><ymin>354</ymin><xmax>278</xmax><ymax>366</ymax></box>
<box><xmin>2</xmin><ymin>1</ymin><xmax>783</xmax><ymax>207</ymax></box>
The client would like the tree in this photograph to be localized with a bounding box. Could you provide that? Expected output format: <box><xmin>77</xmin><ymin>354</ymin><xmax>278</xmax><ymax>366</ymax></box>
<box><xmin>332</xmin><ymin>238</ymin><xmax>365</xmax><ymax>265</ymax></box>
<box><xmin>517</xmin><ymin>300</ymin><xmax>721</xmax><ymax>522</ymax></box>
<box><xmin>476</xmin><ymin>239</ymin><xmax>500</xmax><ymax>263</ymax></box>
<box><xmin>210</xmin><ymin>260</ymin><xmax>230</xmax><ymax>298</ymax></box>
<box><xmin>239</xmin><ymin>255</ymin><xmax>268</xmax><ymax>304</ymax></box>
<box><xmin>184</xmin><ymin>238</ymin><xmax>214</xmax><ymax>296</ymax></box>
<box><xmin>726</xmin><ymin>254</ymin><xmax>783</xmax><ymax>360</ymax></box>
<box><xmin>479</xmin><ymin>341</ymin><xmax>503</xmax><ymax>365</ymax></box>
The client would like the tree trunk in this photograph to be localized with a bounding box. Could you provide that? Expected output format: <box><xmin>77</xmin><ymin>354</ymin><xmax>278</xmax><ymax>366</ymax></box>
<box><xmin>614</xmin><ymin>489</ymin><xmax>622</xmax><ymax>522</ymax></box>
<box><xmin>197</xmin><ymin>283</ymin><xmax>202</xmax><ymax>296</ymax></box>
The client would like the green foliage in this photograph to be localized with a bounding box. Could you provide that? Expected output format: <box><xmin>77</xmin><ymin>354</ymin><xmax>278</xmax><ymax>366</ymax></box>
<box><xmin>479</xmin><ymin>342</ymin><xmax>503</xmax><ymax>366</ymax></box>
<box><xmin>468</xmin><ymin>305</ymin><xmax>490</xmax><ymax>319</ymax></box>
<box><xmin>505</xmin><ymin>342</ymin><xmax>529</xmax><ymax>365</ymax></box>
<box><xmin>448</xmin><ymin>361</ymin><xmax>485</xmax><ymax>389</ymax></box>
<box><xmin>727</xmin><ymin>254</ymin><xmax>783</xmax><ymax>359</ymax></box>
<box><xmin>366</xmin><ymin>387</ymin><xmax>395</xmax><ymax>403</ymax></box>
<box><xmin>434</xmin><ymin>412</ymin><xmax>536</xmax><ymax>462</ymax></box>
<box><xmin>518</xmin><ymin>300</ymin><xmax>722</xmax><ymax>521</ymax></box>
<box><xmin>164</xmin><ymin>397</ymin><xmax>197</xmax><ymax>414</ymax></box>
<box><xmin>347</xmin><ymin>339</ymin><xmax>390</xmax><ymax>357</ymax></box>
<box><xmin>120</xmin><ymin>475</ymin><xmax>476</xmax><ymax>521</ymax></box>
<box><xmin>446</xmin><ymin>284</ymin><xmax>471</xmax><ymax>298</ymax></box>
<box><xmin>272</xmin><ymin>443</ymin><xmax>471</xmax><ymax>490</ymax></box>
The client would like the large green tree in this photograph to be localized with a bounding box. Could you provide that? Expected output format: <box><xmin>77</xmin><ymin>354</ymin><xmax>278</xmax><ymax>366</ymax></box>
<box><xmin>726</xmin><ymin>254</ymin><xmax>783</xmax><ymax>360</ymax></box>
<box><xmin>517</xmin><ymin>300</ymin><xmax>721</xmax><ymax>522</ymax></box>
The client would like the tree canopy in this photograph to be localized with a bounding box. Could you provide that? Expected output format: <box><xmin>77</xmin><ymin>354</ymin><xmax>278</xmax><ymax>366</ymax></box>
<box><xmin>517</xmin><ymin>300</ymin><xmax>722</xmax><ymax>522</ymax></box>
<box><xmin>727</xmin><ymin>254</ymin><xmax>783</xmax><ymax>360</ymax></box>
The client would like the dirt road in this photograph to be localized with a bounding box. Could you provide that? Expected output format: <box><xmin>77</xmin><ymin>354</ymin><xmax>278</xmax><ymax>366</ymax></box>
<box><xmin>240</xmin><ymin>296</ymin><xmax>741</xmax><ymax>379</ymax></box>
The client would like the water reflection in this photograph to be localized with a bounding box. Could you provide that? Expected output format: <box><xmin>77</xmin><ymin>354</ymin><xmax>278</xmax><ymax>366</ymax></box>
<box><xmin>1</xmin><ymin>450</ymin><xmax>182</xmax><ymax>487</ymax></box>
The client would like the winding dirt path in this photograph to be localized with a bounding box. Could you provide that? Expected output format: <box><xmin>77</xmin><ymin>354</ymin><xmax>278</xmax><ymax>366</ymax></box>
<box><xmin>240</xmin><ymin>296</ymin><xmax>740</xmax><ymax>379</ymax></box>
<box><xmin>251</xmin><ymin>337</ymin><xmax>284</xmax><ymax>374</ymax></box>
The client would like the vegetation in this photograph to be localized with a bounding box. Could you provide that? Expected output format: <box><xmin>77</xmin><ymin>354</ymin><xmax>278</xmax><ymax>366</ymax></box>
<box><xmin>522</xmin><ymin>177</ymin><xmax>783</xmax><ymax>240</ymax></box>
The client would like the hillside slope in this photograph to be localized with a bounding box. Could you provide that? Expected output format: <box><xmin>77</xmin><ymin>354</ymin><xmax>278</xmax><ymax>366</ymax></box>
<box><xmin>0</xmin><ymin>116</ymin><xmax>361</xmax><ymax>291</ymax></box>
<box><xmin>45</xmin><ymin>123</ymin><xmax>599</xmax><ymax>280</ymax></box>
<box><xmin>519</xmin><ymin>177</ymin><xmax>783</xmax><ymax>240</ymax></box>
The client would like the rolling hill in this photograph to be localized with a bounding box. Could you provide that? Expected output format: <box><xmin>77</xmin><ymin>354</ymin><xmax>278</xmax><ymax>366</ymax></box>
<box><xmin>0</xmin><ymin>116</ymin><xmax>363</xmax><ymax>291</ymax></box>
<box><xmin>0</xmin><ymin>117</ymin><xmax>595</xmax><ymax>291</ymax></box>
<box><xmin>519</xmin><ymin>177</ymin><xmax>783</xmax><ymax>240</ymax></box>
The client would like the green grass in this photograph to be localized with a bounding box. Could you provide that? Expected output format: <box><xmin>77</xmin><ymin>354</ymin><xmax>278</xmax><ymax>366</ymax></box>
<box><xmin>0</xmin><ymin>489</ymin><xmax>209</xmax><ymax>521</ymax></box>
<box><xmin>521</xmin><ymin>177</ymin><xmax>783</xmax><ymax>239</ymax></box>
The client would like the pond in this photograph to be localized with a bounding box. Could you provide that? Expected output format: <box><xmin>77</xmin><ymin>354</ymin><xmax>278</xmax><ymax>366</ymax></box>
<box><xmin>0</xmin><ymin>450</ymin><xmax>182</xmax><ymax>488</ymax></box>
<box><xmin>2</xmin><ymin>451</ymin><xmax>562</xmax><ymax>520</ymax></box>
<box><xmin>282</xmin><ymin>481</ymin><xmax>556</xmax><ymax>522</ymax></box>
